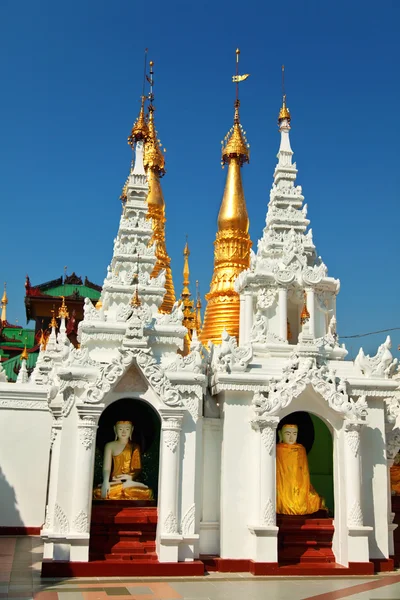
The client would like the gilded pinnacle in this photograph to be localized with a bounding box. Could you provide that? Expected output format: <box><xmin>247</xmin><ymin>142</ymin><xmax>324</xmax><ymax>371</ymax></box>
<box><xmin>58</xmin><ymin>296</ymin><xmax>69</xmax><ymax>320</ymax></box>
<box><xmin>278</xmin><ymin>94</ymin><xmax>291</xmax><ymax>124</ymax></box>
<box><xmin>143</xmin><ymin>106</ymin><xmax>165</xmax><ymax>175</ymax></box>
<box><xmin>128</xmin><ymin>96</ymin><xmax>149</xmax><ymax>146</ymax></box>
<box><xmin>222</xmin><ymin>100</ymin><xmax>250</xmax><ymax>166</ymax></box>
<box><xmin>50</xmin><ymin>310</ymin><xmax>58</xmax><ymax>329</ymax></box>
<box><xmin>20</xmin><ymin>346</ymin><xmax>28</xmax><ymax>361</ymax></box>
<box><xmin>1</xmin><ymin>282</ymin><xmax>7</xmax><ymax>322</ymax></box>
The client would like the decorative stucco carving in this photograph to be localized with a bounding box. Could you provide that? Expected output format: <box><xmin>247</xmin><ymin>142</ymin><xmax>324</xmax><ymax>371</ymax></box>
<box><xmin>78</xmin><ymin>417</ymin><xmax>97</xmax><ymax>449</ymax></box>
<box><xmin>164</xmin><ymin>511</ymin><xmax>179</xmax><ymax>534</ymax></box>
<box><xmin>348</xmin><ymin>500</ymin><xmax>363</xmax><ymax>527</ymax></box>
<box><xmin>344</xmin><ymin>421</ymin><xmax>362</xmax><ymax>457</ymax></box>
<box><xmin>257</xmin><ymin>288</ymin><xmax>277</xmax><ymax>310</ymax></box>
<box><xmin>54</xmin><ymin>503</ymin><xmax>69</xmax><ymax>534</ymax></box>
<box><xmin>213</xmin><ymin>330</ymin><xmax>252</xmax><ymax>374</ymax></box>
<box><xmin>262</xmin><ymin>499</ymin><xmax>275</xmax><ymax>526</ymax></box>
<box><xmin>252</xmin><ymin>356</ymin><xmax>367</xmax><ymax>420</ymax></box>
<box><xmin>355</xmin><ymin>336</ymin><xmax>398</xmax><ymax>379</ymax></box>
<box><xmin>181</xmin><ymin>503</ymin><xmax>195</xmax><ymax>536</ymax></box>
<box><xmin>73</xmin><ymin>510</ymin><xmax>88</xmax><ymax>533</ymax></box>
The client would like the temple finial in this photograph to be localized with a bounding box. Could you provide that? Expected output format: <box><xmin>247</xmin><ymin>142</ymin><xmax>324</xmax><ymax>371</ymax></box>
<box><xmin>200</xmin><ymin>49</ymin><xmax>252</xmax><ymax>345</ymax></box>
<box><xmin>142</xmin><ymin>59</ymin><xmax>175</xmax><ymax>313</ymax></box>
<box><xmin>58</xmin><ymin>296</ymin><xmax>69</xmax><ymax>320</ymax></box>
<box><xmin>1</xmin><ymin>282</ymin><xmax>8</xmax><ymax>322</ymax></box>
<box><xmin>195</xmin><ymin>280</ymin><xmax>202</xmax><ymax>332</ymax></box>
<box><xmin>222</xmin><ymin>48</ymin><xmax>250</xmax><ymax>167</ymax></box>
<box><xmin>20</xmin><ymin>345</ymin><xmax>28</xmax><ymax>361</ymax></box>
<box><xmin>50</xmin><ymin>309</ymin><xmax>58</xmax><ymax>330</ymax></box>
<box><xmin>180</xmin><ymin>238</ymin><xmax>196</xmax><ymax>355</ymax></box>
<box><xmin>128</xmin><ymin>49</ymin><xmax>150</xmax><ymax>146</ymax></box>
<box><xmin>278</xmin><ymin>65</ymin><xmax>291</xmax><ymax>125</ymax></box>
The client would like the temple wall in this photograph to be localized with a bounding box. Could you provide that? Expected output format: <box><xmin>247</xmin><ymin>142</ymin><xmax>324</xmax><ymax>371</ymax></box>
<box><xmin>199</xmin><ymin>417</ymin><xmax>221</xmax><ymax>554</ymax></box>
<box><xmin>362</xmin><ymin>398</ymin><xmax>389</xmax><ymax>559</ymax></box>
<box><xmin>0</xmin><ymin>384</ymin><xmax>51</xmax><ymax>529</ymax></box>
<box><xmin>219</xmin><ymin>390</ymin><xmax>255</xmax><ymax>559</ymax></box>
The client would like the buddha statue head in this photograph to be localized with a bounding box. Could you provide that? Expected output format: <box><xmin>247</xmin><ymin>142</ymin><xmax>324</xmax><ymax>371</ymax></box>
<box><xmin>279</xmin><ymin>423</ymin><xmax>298</xmax><ymax>445</ymax></box>
<box><xmin>114</xmin><ymin>420</ymin><xmax>134</xmax><ymax>442</ymax></box>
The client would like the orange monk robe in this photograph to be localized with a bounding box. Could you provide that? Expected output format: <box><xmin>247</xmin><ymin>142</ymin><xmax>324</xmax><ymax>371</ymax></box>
<box><xmin>276</xmin><ymin>443</ymin><xmax>326</xmax><ymax>515</ymax></box>
<box><xmin>390</xmin><ymin>465</ymin><xmax>400</xmax><ymax>495</ymax></box>
<box><xmin>94</xmin><ymin>441</ymin><xmax>153</xmax><ymax>500</ymax></box>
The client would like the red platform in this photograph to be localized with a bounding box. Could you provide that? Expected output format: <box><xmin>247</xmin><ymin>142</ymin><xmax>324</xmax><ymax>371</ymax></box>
<box><xmin>277</xmin><ymin>512</ymin><xmax>335</xmax><ymax>564</ymax></box>
<box><xmin>41</xmin><ymin>501</ymin><xmax>205</xmax><ymax>578</ymax></box>
<box><xmin>89</xmin><ymin>501</ymin><xmax>158</xmax><ymax>562</ymax></box>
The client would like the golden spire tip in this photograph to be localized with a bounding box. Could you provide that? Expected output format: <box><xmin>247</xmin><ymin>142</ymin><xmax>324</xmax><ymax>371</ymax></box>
<box><xmin>20</xmin><ymin>345</ymin><xmax>28</xmax><ymax>361</ymax></box>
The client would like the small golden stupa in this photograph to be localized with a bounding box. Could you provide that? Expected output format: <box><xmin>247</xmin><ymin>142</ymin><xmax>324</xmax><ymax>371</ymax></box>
<box><xmin>180</xmin><ymin>239</ymin><xmax>196</xmax><ymax>355</ymax></box>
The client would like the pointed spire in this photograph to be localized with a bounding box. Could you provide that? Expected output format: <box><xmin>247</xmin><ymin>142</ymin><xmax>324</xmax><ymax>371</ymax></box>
<box><xmin>278</xmin><ymin>65</ymin><xmax>291</xmax><ymax>124</ymax></box>
<box><xmin>142</xmin><ymin>59</ymin><xmax>175</xmax><ymax>314</ymax></box>
<box><xmin>128</xmin><ymin>95</ymin><xmax>149</xmax><ymax>146</ymax></box>
<box><xmin>180</xmin><ymin>238</ymin><xmax>196</xmax><ymax>355</ymax></box>
<box><xmin>58</xmin><ymin>296</ymin><xmax>69</xmax><ymax>320</ymax></box>
<box><xmin>50</xmin><ymin>309</ymin><xmax>58</xmax><ymax>330</ymax></box>
<box><xmin>200</xmin><ymin>49</ymin><xmax>252</xmax><ymax>345</ymax></box>
<box><xmin>1</xmin><ymin>283</ymin><xmax>8</xmax><ymax>322</ymax></box>
<box><xmin>195</xmin><ymin>280</ymin><xmax>202</xmax><ymax>333</ymax></box>
<box><xmin>20</xmin><ymin>345</ymin><xmax>28</xmax><ymax>361</ymax></box>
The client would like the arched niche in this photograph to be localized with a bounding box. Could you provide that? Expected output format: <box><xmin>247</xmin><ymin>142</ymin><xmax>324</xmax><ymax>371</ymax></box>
<box><xmin>93</xmin><ymin>397</ymin><xmax>161</xmax><ymax>499</ymax></box>
<box><xmin>277</xmin><ymin>410</ymin><xmax>334</xmax><ymax>514</ymax></box>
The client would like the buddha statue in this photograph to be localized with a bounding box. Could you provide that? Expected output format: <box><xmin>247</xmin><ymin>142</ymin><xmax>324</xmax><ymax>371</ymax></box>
<box><xmin>276</xmin><ymin>423</ymin><xmax>326</xmax><ymax>515</ymax></box>
<box><xmin>93</xmin><ymin>420</ymin><xmax>153</xmax><ymax>500</ymax></box>
<box><xmin>390</xmin><ymin>452</ymin><xmax>400</xmax><ymax>495</ymax></box>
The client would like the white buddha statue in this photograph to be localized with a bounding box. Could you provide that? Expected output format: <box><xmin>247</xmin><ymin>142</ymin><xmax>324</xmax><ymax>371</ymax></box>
<box><xmin>93</xmin><ymin>420</ymin><xmax>153</xmax><ymax>500</ymax></box>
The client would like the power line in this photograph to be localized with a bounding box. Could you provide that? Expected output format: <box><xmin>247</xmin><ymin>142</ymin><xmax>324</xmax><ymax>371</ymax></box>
<box><xmin>341</xmin><ymin>327</ymin><xmax>400</xmax><ymax>339</ymax></box>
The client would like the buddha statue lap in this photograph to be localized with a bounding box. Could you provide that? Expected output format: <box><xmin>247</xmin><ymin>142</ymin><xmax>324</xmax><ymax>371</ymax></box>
<box><xmin>276</xmin><ymin>423</ymin><xmax>326</xmax><ymax>515</ymax></box>
<box><xmin>93</xmin><ymin>420</ymin><xmax>153</xmax><ymax>500</ymax></box>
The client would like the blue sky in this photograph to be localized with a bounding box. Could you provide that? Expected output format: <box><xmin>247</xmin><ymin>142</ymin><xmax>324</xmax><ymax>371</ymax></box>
<box><xmin>0</xmin><ymin>0</ymin><xmax>399</xmax><ymax>358</ymax></box>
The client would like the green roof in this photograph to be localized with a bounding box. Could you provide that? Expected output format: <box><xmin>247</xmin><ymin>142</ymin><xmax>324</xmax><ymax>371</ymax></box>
<box><xmin>1</xmin><ymin>350</ymin><xmax>39</xmax><ymax>382</ymax></box>
<box><xmin>1</xmin><ymin>327</ymin><xmax>36</xmax><ymax>348</ymax></box>
<box><xmin>42</xmin><ymin>284</ymin><xmax>101</xmax><ymax>300</ymax></box>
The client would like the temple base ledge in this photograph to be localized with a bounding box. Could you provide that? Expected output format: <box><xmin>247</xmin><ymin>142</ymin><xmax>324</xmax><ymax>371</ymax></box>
<box><xmin>160</xmin><ymin>534</ymin><xmax>183</xmax><ymax>544</ymax></box>
<box><xmin>248</xmin><ymin>524</ymin><xmax>279</xmax><ymax>536</ymax></box>
<box><xmin>41</xmin><ymin>532</ymin><xmax>90</xmax><ymax>540</ymax></box>
<box><xmin>348</xmin><ymin>526</ymin><xmax>373</xmax><ymax>535</ymax></box>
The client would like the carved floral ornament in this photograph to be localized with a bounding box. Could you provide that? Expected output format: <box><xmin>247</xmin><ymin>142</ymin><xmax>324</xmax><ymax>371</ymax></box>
<box><xmin>252</xmin><ymin>355</ymin><xmax>368</xmax><ymax>421</ymax></box>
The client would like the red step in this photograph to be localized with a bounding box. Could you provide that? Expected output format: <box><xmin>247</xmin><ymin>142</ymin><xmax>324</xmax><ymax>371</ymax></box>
<box><xmin>89</xmin><ymin>502</ymin><xmax>158</xmax><ymax>563</ymax></box>
<box><xmin>277</xmin><ymin>513</ymin><xmax>335</xmax><ymax>564</ymax></box>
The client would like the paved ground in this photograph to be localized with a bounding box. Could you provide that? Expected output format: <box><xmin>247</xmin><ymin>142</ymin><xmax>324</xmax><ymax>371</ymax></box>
<box><xmin>2</xmin><ymin>537</ymin><xmax>400</xmax><ymax>600</ymax></box>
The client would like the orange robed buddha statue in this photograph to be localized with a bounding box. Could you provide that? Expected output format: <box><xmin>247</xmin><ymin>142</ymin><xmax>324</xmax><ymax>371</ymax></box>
<box><xmin>93</xmin><ymin>421</ymin><xmax>153</xmax><ymax>500</ymax></box>
<box><xmin>276</xmin><ymin>423</ymin><xmax>326</xmax><ymax>515</ymax></box>
<box><xmin>390</xmin><ymin>452</ymin><xmax>400</xmax><ymax>495</ymax></box>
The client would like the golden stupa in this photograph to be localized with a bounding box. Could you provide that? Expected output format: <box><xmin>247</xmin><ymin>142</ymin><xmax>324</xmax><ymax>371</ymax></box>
<box><xmin>142</xmin><ymin>61</ymin><xmax>176</xmax><ymax>314</ymax></box>
<box><xmin>179</xmin><ymin>240</ymin><xmax>196</xmax><ymax>355</ymax></box>
<box><xmin>200</xmin><ymin>50</ymin><xmax>252</xmax><ymax>345</ymax></box>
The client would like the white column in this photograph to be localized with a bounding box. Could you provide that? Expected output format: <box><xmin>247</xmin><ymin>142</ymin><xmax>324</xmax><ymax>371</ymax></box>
<box><xmin>344</xmin><ymin>420</ymin><xmax>371</xmax><ymax>562</ymax></box>
<box><xmin>249</xmin><ymin>416</ymin><xmax>279</xmax><ymax>563</ymax></box>
<box><xmin>278</xmin><ymin>288</ymin><xmax>287</xmax><ymax>341</ymax></box>
<box><xmin>306</xmin><ymin>288</ymin><xmax>316</xmax><ymax>338</ymax></box>
<box><xmin>243</xmin><ymin>292</ymin><xmax>253</xmax><ymax>344</ymax></box>
<box><xmin>239</xmin><ymin>294</ymin><xmax>246</xmax><ymax>346</ymax></box>
<box><xmin>69</xmin><ymin>409</ymin><xmax>99</xmax><ymax>562</ymax></box>
<box><xmin>42</xmin><ymin>409</ymin><xmax>63</xmax><ymax>560</ymax></box>
<box><xmin>158</xmin><ymin>409</ymin><xmax>185</xmax><ymax>562</ymax></box>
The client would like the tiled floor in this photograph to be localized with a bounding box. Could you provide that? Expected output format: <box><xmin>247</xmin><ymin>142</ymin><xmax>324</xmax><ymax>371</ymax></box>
<box><xmin>1</xmin><ymin>537</ymin><xmax>400</xmax><ymax>600</ymax></box>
